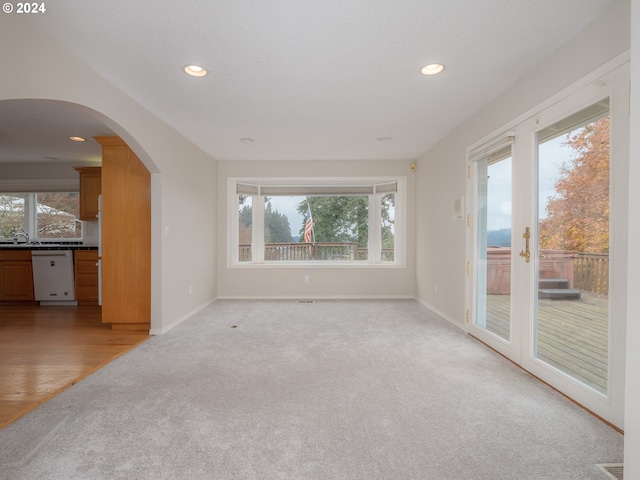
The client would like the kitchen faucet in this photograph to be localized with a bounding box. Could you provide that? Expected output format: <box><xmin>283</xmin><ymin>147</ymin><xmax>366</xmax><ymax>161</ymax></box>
<box><xmin>13</xmin><ymin>230</ymin><xmax>30</xmax><ymax>244</ymax></box>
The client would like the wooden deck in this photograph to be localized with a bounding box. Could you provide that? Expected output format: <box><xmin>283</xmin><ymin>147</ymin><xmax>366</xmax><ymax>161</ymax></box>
<box><xmin>485</xmin><ymin>292</ymin><xmax>608</xmax><ymax>394</ymax></box>
<box><xmin>0</xmin><ymin>305</ymin><xmax>150</xmax><ymax>429</ymax></box>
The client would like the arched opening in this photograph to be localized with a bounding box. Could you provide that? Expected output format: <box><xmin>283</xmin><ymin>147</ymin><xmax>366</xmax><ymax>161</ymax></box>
<box><xmin>0</xmin><ymin>99</ymin><xmax>157</xmax><ymax>428</ymax></box>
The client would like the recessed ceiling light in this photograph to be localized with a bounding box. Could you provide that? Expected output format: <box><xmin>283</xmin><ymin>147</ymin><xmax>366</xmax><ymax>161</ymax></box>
<box><xmin>69</xmin><ymin>136</ymin><xmax>86</xmax><ymax>142</ymax></box>
<box><xmin>183</xmin><ymin>65</ymin><xmax>208</xmax><ymax>77</ymax></box>
<box><xmin>420</xmin><ymin>63</ymin><xmax>445</xmax><ymax>76</ymax></box>
<box><xmin>239</xmin><ymin>137</ymin><xmax>255</xmax><ymax>144</ymax></box>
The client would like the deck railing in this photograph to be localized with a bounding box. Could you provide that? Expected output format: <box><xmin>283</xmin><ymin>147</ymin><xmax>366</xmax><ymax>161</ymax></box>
<box><xmin>485</xmin><ymin>248</ymin><xmax>608</xmax><ymax>295</ymax></box>
<box><xmin>573</xmin><ymin>253</ymin><xmax>609</xmax><ymax>295</ymax></box>
<box><xmin>239</xmin><ymin>243</ymin><xmax>394</xmax><ymax>262</ymax></box>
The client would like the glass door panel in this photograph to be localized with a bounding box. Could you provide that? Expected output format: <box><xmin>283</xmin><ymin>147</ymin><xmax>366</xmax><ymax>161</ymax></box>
<box><xmin>474</xmin><ymin>150</ymin><xmax>512</xmax><ymax>341</ymax></box>
<box><xmin>534</xmin><ymin>102</ymin><xmax>610</xmax><ymax>394</ymax></box>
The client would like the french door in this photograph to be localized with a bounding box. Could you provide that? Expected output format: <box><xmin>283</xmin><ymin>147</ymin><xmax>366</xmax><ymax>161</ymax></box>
<box><xmin>467</xmin><ymin>65</ymin><xmax>628</xmax><ymax>429</ymax></box>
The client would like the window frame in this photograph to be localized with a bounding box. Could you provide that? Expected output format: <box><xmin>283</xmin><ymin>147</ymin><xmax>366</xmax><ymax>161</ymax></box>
<box><xmin>227</xmin><ymin>176</ymin><xmax>406</xmax><ymax>268</ymax></box>
<box><xmin>0</xmin><ymin>192</ymin><xmax>83</xmax><ymax>242</ymax></box>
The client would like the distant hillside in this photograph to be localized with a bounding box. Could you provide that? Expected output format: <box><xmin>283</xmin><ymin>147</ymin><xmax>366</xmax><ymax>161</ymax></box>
<box><xmin>487</xmin><ymin>229</ymin><xmax>511</xmax><ymax>247</ymax></box>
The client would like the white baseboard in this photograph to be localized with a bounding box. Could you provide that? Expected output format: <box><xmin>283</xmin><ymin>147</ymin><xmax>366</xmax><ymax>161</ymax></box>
<box><xmin>215</xmin><ymin>294</ymin><xmax>415</xmax><ymax>301</ymax></box>
<box><xmin>414</xmin><ymin>297</ymin><xmax>466</xmax><ymax>332</ymax></box>
<box><xmin>151</xmin><ymin>296</ymin><xmax>455</xmax><ymax>335</ymax></box>
<box><xmin>149</xmin><ymin>298</ymin><xmax>217</xmax><ymax>335</ymax></box>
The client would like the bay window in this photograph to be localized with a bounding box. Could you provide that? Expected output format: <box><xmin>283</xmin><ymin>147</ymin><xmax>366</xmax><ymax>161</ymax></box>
<box><xmin>229</xmin><ymin>177</ymin><xmax>405</xmax><ymax>266</ymax></box>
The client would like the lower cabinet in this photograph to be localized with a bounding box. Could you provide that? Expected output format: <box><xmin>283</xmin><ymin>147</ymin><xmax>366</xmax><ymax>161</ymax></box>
<box><xmin>0</xmin><ymin>250</ymin><xmax>35</xmax><ymax>302</ymax></box>
<box><xmin>74</xmin><ymin>250</ymin><xmax>99</xmax><ymax>305</ymax></box>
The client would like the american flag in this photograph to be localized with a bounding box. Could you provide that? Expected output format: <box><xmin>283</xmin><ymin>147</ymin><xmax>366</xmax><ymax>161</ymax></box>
<box><xmin>304</xmin><ymin>206</ymin><xmax>314</xmax><ymax>246</ymax></box>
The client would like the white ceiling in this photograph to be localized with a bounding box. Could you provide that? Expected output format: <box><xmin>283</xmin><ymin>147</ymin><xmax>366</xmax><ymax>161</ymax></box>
<box><xmin>0</xmin><ymin>100</ymin><xmax>113</xmax><ymax>165</ymax></box>
<box><xmin>1</xmin><ymin>0</ymin><xmax>615</xmax><ymax>164</ymax></box>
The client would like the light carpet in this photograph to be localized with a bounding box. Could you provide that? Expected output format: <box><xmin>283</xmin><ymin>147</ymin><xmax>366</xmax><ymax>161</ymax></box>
<box><xmin>0</xmin><ymin>300</ymin><xmax>623</xmax><ymax>479</ymax></box>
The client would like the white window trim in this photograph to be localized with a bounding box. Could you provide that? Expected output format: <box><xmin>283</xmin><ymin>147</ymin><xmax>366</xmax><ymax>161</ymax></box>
<box><xmin>0</xmin><ymin>192</ymin><xmax>83</xmax><ymax>242</ymax></box>
<box><xmin>227</xmin><ymin>176</ymin><xmax>406</xmax><ymax>268</ymax></box>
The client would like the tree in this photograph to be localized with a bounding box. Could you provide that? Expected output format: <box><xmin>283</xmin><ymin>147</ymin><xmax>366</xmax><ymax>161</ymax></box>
<box><xmin>0</xmin><ymin>194</ymin><xmax>25</xmax><ymax>237</ymax></box>
<box><xmin>238</xmin><ymin>197</ymin><xmax>292</xmax><ymax>244</ymax></box>
<box><xmin>264</xmin><ymin>202</ymin><xmax>291</xmax><ymax>243</ymax></box>
<box><xmin>381</xmin><ymin>193</ymin><xmax>395</xmax><ymax>249</ymax></box>
<box><xmin>296</xmin><ymin>196</ymin><xmax>368</xmax><ymax>247</ymax></box>
<box><xmin>238</xmin><ymin>200</ymin><xmax>252</xmax><ymax>244</ymax></box>
<box><xmin>538</xmin><ymin>116</ymin><xmax>609</xmax><ymax>253</ymax></box>
<box><xmin>36</xmin><ymin>192</ymin><xmax>81</xmax><ymax>238</ymax></box>
<box><xmin>296</xmin><ymin>194</ymin><xmax>395</xmax><ymax>249</ymax></box>
<box><xmin>0</xmin><ymin>192</ymin><xmax>80</xmax><ymax>239</ymax></box>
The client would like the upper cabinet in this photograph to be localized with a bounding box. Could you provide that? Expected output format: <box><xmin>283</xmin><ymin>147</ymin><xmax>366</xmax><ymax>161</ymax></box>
<box><xmin>74</xmin><ymin>166</ymin><xmax>102</xmax><ymax>221</ymax></box>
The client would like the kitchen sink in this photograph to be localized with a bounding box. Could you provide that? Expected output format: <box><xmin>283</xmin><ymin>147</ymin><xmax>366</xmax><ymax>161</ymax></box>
<box><xmin>0</xmin><ymin>243</ymin><xmax>64</xmax><ymax>248</ymax></box>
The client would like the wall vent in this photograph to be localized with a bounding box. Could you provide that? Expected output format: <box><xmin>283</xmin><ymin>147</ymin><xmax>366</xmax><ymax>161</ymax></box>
<box><xmin>297</xmin><ymin>300</ymin><xmax>315</xmax><ymax>304</ymax></box>
<box><xmin>596</xmin><ymin>463</ymin><xmax>623</xmax><ymax>480</ymax></box>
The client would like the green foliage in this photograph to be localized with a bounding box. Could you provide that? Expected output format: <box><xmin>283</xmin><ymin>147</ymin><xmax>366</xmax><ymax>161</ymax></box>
<box><xmin>296</xmin><ymin>196</ymin><xmax>370</xmax><ymax>248</ymax></box>
<box><xmin>264</xmin><ymin>202</ymin><xmax>291</xmax><ymax>243</ymax></box>
<box><xmin>381</xmin><ymin>193</ymin><xmax>395</xmax><ymax>249</ymax></box>
<box><xmin>238</xmin><ymin>197</ymin><xmax>292</xmax><ymax>243</ymax></box>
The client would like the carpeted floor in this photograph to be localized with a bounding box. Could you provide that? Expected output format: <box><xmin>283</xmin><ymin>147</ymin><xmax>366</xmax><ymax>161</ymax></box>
<box><xmin>0</xmin><ymin>300</ymin><xmax>623</xmax><ymax>479</ymax></box>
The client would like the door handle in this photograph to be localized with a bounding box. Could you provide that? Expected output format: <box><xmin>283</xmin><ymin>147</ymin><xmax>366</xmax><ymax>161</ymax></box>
<box><xmin>519</xmin><ymin>227</ymin><xmax>531</xmax><ymax>263</ymax></box>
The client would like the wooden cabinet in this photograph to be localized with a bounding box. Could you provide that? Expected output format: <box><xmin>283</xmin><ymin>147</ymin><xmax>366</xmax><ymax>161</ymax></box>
<box><xmin>95</xmin><ymin>136</ymin><xmax>150</xmax><ymax>332</ymax></box>
<box><xmin>0</xmin><ymin>250</ymin><xmax>35</xmax><ymax>302</ymax></box>
<box><xmin>74</xmin><ymin>250</ymin><xmax>99</xmax><ymax>305</ymax></box>
<box><xmin>74</xmin><ymin>166</ymin><xmax>102</xmax><ymax>221</ymax></box>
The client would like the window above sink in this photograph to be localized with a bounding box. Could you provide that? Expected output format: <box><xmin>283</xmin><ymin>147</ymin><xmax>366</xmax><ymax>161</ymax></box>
<box><xmin>0</xmin><ymin>192</ymin><xmax>83</xmax><ymax>242</ymax></box>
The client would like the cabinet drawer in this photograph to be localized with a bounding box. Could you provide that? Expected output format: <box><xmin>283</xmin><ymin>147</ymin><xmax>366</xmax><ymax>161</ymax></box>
<box><xmin>0</xmin><ymin>250</ymin><xmax>32</xmax><ymax>261</ymax></box>
<box><xmin>74</xmin><ymin>250</ymin><xmax>99</xmax><ymax>304</ymax></box>
<box><xmin>76</xmin><ymin>274</ymin><xmax>98</xmax><ymax>287</ymax></box>
<box><xmin>74</xmin><ymin>251</ymin><xmax>98</xmax><ymax>273</ymax></box>
<box><xmin>76</xmin><ymin>260</ymin><xmax>98</xmax><ymax>275</ymax></box>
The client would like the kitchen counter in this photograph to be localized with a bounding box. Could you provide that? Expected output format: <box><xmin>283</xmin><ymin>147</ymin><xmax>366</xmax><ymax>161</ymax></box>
<box><xmin>0</xmin><ymin>243</ymin><xmax>98</xmax><ymax>251</ymax></box>
<box><xmin>0</xmin><ymin>245</ymin><xmax>100</xmax><ymax>304</ymax></box>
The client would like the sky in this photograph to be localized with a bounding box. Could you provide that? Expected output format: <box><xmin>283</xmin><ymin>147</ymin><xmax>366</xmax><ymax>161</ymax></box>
<box><xmin>485</xmin><ymin>135</ymin><xmax>570</xmax><ymax>231</ymax></box>
<box><xmin>268</xmin><ymin>195</ymin><xmax>307</xmax><ymax>238</ymax></box>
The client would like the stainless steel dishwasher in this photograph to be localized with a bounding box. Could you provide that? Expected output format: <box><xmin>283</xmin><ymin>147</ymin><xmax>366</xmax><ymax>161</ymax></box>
<box><xmin>31</xmin><ymin>250</ymin><xmax>77</xmax><ymax>305</ymax></box>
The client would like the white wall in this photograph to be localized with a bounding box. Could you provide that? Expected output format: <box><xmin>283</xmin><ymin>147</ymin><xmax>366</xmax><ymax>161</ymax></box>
<box><xmin>415</xmin><ymin>0</ymin><xmax>637</xmax><ymax>468</ymax></box>
<box><xmin>0</xmin><ymin>162</ymin><xmax>83</xmax><ymax>184</ymax></box>
<box><xmin>624</xmin><ymin>0</ymin><xmax>640</xmax><ymax>476</ymax></box>
<box><xmin>415</xmin><ymin>0</ymin><xmax>630</xmax><ymax>327</ymax></box>
<box><xmin>0</xmin><ymin>16</ymin><xmax>218</xmax><ymax>333</ymax></box>
<box><xmin>217</xmin><ymin>159</ymin><xmax>416</xmax><ymax>299</ymax></box>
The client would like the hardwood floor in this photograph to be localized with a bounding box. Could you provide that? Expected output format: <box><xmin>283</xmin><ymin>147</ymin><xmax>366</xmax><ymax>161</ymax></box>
<box><xmin>0</xmin><ymin>305</ymin><xmax>150</xmax><ymax>429</ymax></box>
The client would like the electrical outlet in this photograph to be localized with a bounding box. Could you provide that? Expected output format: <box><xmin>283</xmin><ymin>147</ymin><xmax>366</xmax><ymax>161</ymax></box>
<box><xmin>304</xmin><ymin>275</ymin><xmax>310</xmax><ymax>283</ymax></box>
<box><xmin>188</xmin><ymin>285</ymin><xmax>193</xmax><ymax>296</ymax></box>
<box><xmin>434</xmin><ymin>284</ymin><xmax>438</xmax><ymax>293</ymax></box>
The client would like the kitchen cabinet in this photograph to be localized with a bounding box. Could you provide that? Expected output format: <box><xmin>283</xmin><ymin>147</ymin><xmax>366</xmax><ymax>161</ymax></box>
<box><xmin>74</xmin><ymin>250</ymin><xmax>99</xmax><ymax>305</ymax></box>
<box><xmin>0</xmin><ymin>250</ymin><xmax>35</xmax><ymax>302</ymax></box>
<box><xmin>74</xmin><ymin>166</ymin><xmax>102</xmax><ymax>221</ymax></box>
<box><xmin>95</xmin><ymin>136</ymin><xmax>150</xmax><ymax>332</ymax></box>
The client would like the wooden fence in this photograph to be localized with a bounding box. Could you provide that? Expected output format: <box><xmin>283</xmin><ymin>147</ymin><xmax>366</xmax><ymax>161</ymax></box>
<box><xmin>239</xmin><ymin>243</ymin><xmax>394</xmax><ymax>262</ymax></box>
